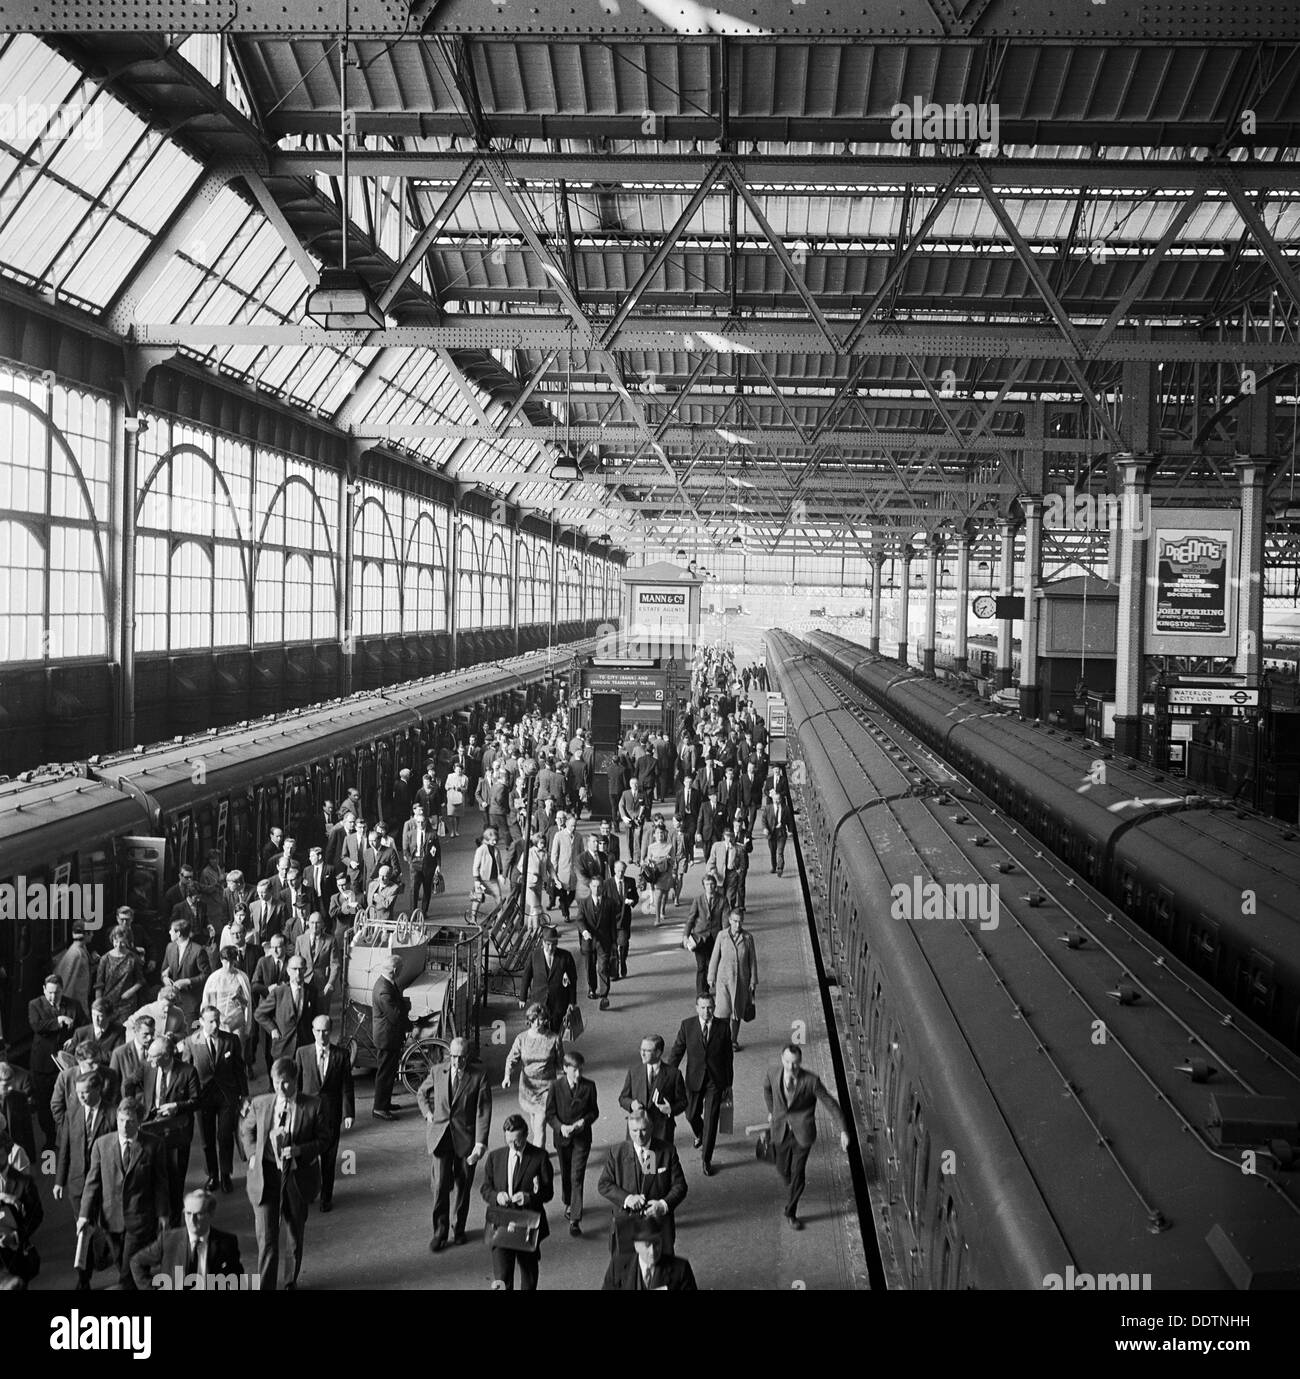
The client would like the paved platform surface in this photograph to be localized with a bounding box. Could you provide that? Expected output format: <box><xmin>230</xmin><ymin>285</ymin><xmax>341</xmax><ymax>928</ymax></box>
<box><xmin>35</xmin><ymin>806</ymin><xmax>869</xmax><ymax>1291</ymax></box>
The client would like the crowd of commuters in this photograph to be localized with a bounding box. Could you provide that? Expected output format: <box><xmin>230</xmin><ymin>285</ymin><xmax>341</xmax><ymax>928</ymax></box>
<box><xmin>0</xmin><ymin>643</ymin><xmax>847</xmax><ymax>1291</ymax></box>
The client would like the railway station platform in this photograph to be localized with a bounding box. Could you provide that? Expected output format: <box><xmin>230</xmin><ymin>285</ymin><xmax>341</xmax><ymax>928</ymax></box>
<box><xmin>32</xmin><ymin>804</ymin><xmax>869</xmax><ymax>1292</ymax></box>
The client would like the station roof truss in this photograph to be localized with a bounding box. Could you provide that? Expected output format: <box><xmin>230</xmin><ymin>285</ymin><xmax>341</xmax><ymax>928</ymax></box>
<box><xmin>4</xmin><ymin>3</ymin><xmax>1300</xmax><ymax>562</ymax></box>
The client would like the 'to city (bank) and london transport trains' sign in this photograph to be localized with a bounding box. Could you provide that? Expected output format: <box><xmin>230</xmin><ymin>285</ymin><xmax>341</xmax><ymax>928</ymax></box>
<box><xmin>1144</xmin><ymin>509</ymin><xmax>1242</xmax><ymax>657</ymax></box>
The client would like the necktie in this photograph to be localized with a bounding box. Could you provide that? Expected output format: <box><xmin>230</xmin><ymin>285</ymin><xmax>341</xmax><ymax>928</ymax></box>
<box><xmin>186</xmin><ymin>1238</ymin><xmax>198</xmax><ymax>1276</ymax></box>
<box><xmin>319</xmin><ymin>1047</ymin><xmax>328</xmax><ymax>1080</ymax></box>
<box><xmin>508</xmin><ymin>1152</ymin><xmax>518</xmax><ymax>1196</ymax></box>
<box><xmin>786</xmin><ymin>1075</ymin><xmax>796</xmax><ymax>1100</ymax></box>
<box><xmin>450</xmin><ymin>1070</ymin><xmax>459</xmax><ymax>1100</ymax></box>
<box><xmin>208</xmin><ymin>1038</ymin><xmax>216</xmax><ymax>1063</ymax></box>
<box><xmin>702</xmin><ymin>1020</ymin><xmax>710</xmax><ymax>1043</ymax></box>
<box><xmin>122</xmin><ymin>1139</ymin><xmax>133</xmax><ymax>1172</ymax></box>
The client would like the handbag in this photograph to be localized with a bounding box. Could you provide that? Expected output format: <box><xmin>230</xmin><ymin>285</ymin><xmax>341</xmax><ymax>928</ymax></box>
<box><xmin>484</xmin><ymin>1205</ymin><xmax>542</xmax><ymax>1254</ymax></box>
<box><xmin>561</xmin><ymin>1003</ymin><xmax>585</xmax><ymax>1042</ymax></box>
<box><xmin>755</xmin><ymin>1128</ymin><xmax>777</xmax><ymax>1165</ymax></box>
<box><xmin>718</xmin><ymin>1086</ymin><xmax>734</xmax><ymax>1136</ymax></box>
<box><xmin>436</xmin><ymin>818</ymin><xmax>447</xmax><ymax>837</ymax></box>
<box><xmin>743</xmin><ymin>998</ymin><xmax>756</xmax><ymax>1023</ymax></box>
<box><xmin>433</xmin><ymin>869</ymin><xmax>446</xmax><ymax>896</ymax></box>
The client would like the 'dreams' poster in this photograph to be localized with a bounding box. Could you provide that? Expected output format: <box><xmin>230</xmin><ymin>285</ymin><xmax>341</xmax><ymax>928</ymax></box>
<box><xmin>1143</xmin><ymin>509</ymin><xmax>1240</xmax><ymax>656</ymax></box>
<box><xmin>1154</xmin><ymin>528</ymin><xmax>1232</xmax><ymax>635</ymax></box>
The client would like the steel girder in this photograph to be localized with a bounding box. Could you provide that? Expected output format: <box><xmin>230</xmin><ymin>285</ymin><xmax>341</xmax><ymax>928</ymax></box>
<box><xmin>128</xmin><ymin>320</ymin><xmax>1300</xmax><ymax>362</ymax></box>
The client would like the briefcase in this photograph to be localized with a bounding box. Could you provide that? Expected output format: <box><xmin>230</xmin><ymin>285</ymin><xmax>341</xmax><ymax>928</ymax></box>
<box><xmin>718</xmin><ymin>1086</ymin><xmax>734</xmax><ymax>1136</ymax></box>
<box><xmin>561</xmin><ymin>1003</ymin><xmax>584</xmax><ymax>1042</ymax></box>
<box><xmin>754</xmin><ymin>1129</ymin><xmax>776</xmax><ymax>1165</ymax></box>
<box><xmin>485</xmin><ymin>1206</ymin><xmax>542</xmax><ymax>1253</ymax></box>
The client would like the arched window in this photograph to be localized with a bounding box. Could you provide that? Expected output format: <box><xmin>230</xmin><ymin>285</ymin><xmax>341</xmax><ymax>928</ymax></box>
<box><xmin>352</xmin><ymin>496</ymin><xmax>402</xmax><ymax>635</ymax></box>
<box><xmin>483</xmin><ymin>533</ymin><xmax>509</xmax><ymax>628</ymax></box>
<box><xmin>534</xmin><ymin>544</ymin><xmax>552</xmax><ymax>627</ymax></box>
<box><xmin>456</xmin><ymin>521</ymin><xmax>482</xmax><ymax>630</ymax></box>
<box><xmin>404</xmin><ymin>508</ymin><xmax>446</xmax><ymax>633</ymax></box>
<box><xmin>516</xmin><ymin>540</ymin><xmax>534</xmax><ymax>625</ymax></box>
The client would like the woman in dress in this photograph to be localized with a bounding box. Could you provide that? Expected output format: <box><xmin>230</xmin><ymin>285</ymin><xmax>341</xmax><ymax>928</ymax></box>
<box><xmin>523</xmin><ymin>833</ymin><xmax>550</xmax><ymax>933</ymax></box>
<box><xmin>502</xmin><ymin>1002</ymin><xmax>565</xmax><ymax>1148</ymax></box>
<box><xmin>707</xmin><ymin>908</ymin><xmax>759</xmax><ymax>1053</ymax></box>
<box><xmin>94</xmin><ymin>924</ymin><xmax>145</xmax><ymax>1026</ymax></box>
<box><xmin>443</xmin><ymin>756</ymin><xmax>469</xmax><ymax>838</ymax></box>
<box><xmin>201</xmin><ymin>945</ymin><xmax>255</xmax><ymax>1060</ymax></box>
<box><xmin>641</xmin><ymin>818</ymin><xmax>676</xmax><ymax>927</ymax></box>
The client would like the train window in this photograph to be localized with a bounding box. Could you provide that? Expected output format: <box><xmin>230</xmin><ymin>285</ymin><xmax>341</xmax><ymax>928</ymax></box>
<box><xmin>1081</xmin><ymin>837</ymin><xmax>1098</xmax><ymax>881</ymax></box>
<box><xmin>1190</xmin><ymin>916</ymin><xmax>1220</xmax><ymax>979</ymax></box>
<box><xmin>907</xmin><ymin>1101</ymin><xmax>929</xmax><ymax>1222</ymax></box>
<box><xmin>1152</xmin><ymin>888</ymin><xmax>1174</xmax><ymax>940</ymax></box>
<box><xmin>1238</xmin><ymin>950</ymin><xmax>1275</xmax><ymax>1016</ymax></box>
<box><xmin>1118</xmin><ymin>864</ymin><xmax>1138</xmax><ymax>912</ymax></box>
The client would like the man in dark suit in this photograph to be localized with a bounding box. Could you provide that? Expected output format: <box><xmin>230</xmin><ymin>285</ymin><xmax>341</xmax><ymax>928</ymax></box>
<box><xmin>617</xmin><ymin>779</ymin><xmax>647</xmax><ymax>864</ymax></box>
<box><xmin>576</xmin><ymin>879</ymin><xmax>617</xmax><ymax>1012</ymax></box>
<box><xmin>137</xmin><ymin>1036</ymin><xmax>202</xmax><ymax>1225</ymax></box>
<box><xmin>518</xmin><ymin>926</ymin><xmax>577</xmax><ymax>1034</ymax></box>
<box><xmin>185</xmin><ymin>1006</ymin><xmax>248</xmax><ymax>1195</ymax></box>
<box><xmin>255</xmin><ymin>955</ymin><xmax>318</xmax><ymax>1066</ymax></box>
<box><xmin>78</xmin><ymin>1095</ymin><xmax>170</xmax><ymax>1289</ymax></box>
<box><xmin>762</xmin><ymin>788</ymin><xmax>792</xmax><ymax>877</ymax></box>
<box><xmin>401</xmin><ymin>804</ymin><xmax>441</xmax><ymax>916</ymax></box>
<box><xmin>130</xmin><ymin>1187</ymin><xmax>243</xmax><ymax>1290</ymax></box>
<box><xmin>250</xmin><ymin>933</ymin><xmax>289</xmax><ymax>1077</ymax></box>
<box><xmin>601</xmin><ymin>1216</ymin><xmax>697</xmax><ymax>1290</ymax></box>
<box><xmin>480</xmin><ymin>1113</ymin><xmax>553</xmax><ymax>1290</ymax></box>
<box><xmin>682</xmin><ymin>874</ymin><xmax>725</xmax><ymax>997</ymax></box>
<box><xmin>247</xmin><ymin>879</ymin><xmax>287</xmax><ymax>949</ymax></box>
<box><xmin>160</xmin><ymin>917</ymin><xmax>212</xmax><ymax>1030</ymax></box>
<box><xmin>110</xmin><ymin>1013</ymin><xmax>156</xmax><ymax>1091</ymax></box>
<box><xmin>240</xmin><ymin>1058</ymin><xmax>329</xmax><ymax>1290</ymax></box>
<box><xmin>669</xmin><ymin>993</ymin><xmax>733</xmax><ymax>1177</ymax></box>
<box><xmin>293</xmin><ymin>912</ymin><xmax>340</xmax><ymax>1001</ymax></box>
<box><xmin>72</xmin><ymin>999</ymin><xmax>125</xmax><ymax>1060</ymax></box>
<box><xmin>26</xmin><ymin>973</ymin><xmax>82</xmax><ymax>1148</ymax></box>
<box><xmin>0</xmin><ymin>1054</ymin><xmax>37</xmax><ymax>1164</ymax></box>
<box><xmin>544</xmin><ymin>1049</ymin><xmax>599</xmax><ymax>1238</ymax></box>
<box><xmin>696</xmin><ymin>789</ymin><xmax>719</xmax><ymax>858</ymax></box>
<box><xmin>53</xmin><ymin>1069</ymin><xmax>117</xmax><ymax>1231</ymax></box>
<box><xmin>416</xmin><ymin>1035</ymin><xmax>490</xmax><ymax>1252</ymax></box>
<box><xmin>294</xmin><ymin>1014</ymin><xmax>354</xmax><ymax>1212</ymax></box>
<box><xmin>618</xmin><ymin>1034</ymin><xmax>687</xmax><ymax>1145</ymax></box>
<box><xmin>300</xmin><ymin>846</ymin><xmax>335</xmax><ymax>920</ymax></box>
<box><xmin>51</xmin><ymin>1039</ymin><xmax>121</xmax><ymax>1140</ymax></box>
<box><xmin>675</xmin><ymin>773</ymin><xmax>701</xmax><ymax>864</ymax></box>
<box><xmin>597</xmin><ymin>1111</ymin><xmax>688</xmax><ymax>1258</ymax></box>
<box><xmin>371</xmin><ymin>955</ymin><xmax>410</xmax><ymax>1120</ymax></box>
<box><xmin>259</xmin><ymin>828</ymin><xmax>286</xmax><ymax>876</ymax></box>
<box><xmin>763</xmin><ymin>1044</ymin><xmax>850</xmax><ymax>1230</ymax></box>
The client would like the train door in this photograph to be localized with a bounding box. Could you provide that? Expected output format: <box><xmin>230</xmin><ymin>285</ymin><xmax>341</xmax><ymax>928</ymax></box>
<box><xmin>0</xmin><ymin>859</ymin><xmax>56</xmax><ymax>1051</ymax></box>
<box><xmin>1235</xmin><ymin>949</ymin><xmax>1275</xmax><ymax>1024</ymax></box>
<box><xmin>375</xmin><ymin>740</ymin><xmax>392</xmax><ymax>825</ymax></box>
<box><xmin>1189</xmin><ymin>914</ymin><xmax>1220</xmax><ymax>983</ymax></box>
<box><xmin>227</xmin><ymin>794</ymin><xmax>253</xmax><ymax>880</ymax></box>
<box><xmin>356</xmin><ymin>746</ymin><xmax>378</xmax><ymax>823</ymax></box>
<box><xmin>283</xmin><ymin>773</ymin><xmax>312</xmax><ymax>843</ymax></box>
<box><xmin>169</xmin><ymin>810</ymin><xmax>196</xmax><ymax>876</ymax></box>
<box><xmin>332</xmin><ymin>755</ymin><xmax>349</xmax><ymax>807</ymax></box>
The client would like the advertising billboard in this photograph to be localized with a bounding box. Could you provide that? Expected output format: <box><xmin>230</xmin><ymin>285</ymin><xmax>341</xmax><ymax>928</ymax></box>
<box><xmin>1144</xmin><ymin>509</ymin><xmax>1241</xmax><ymax>656</ymax></box>
<box><xmin>633</xmin><ymin>585</ymin><xmax>690</xmax><ymax>627</ymax></box>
